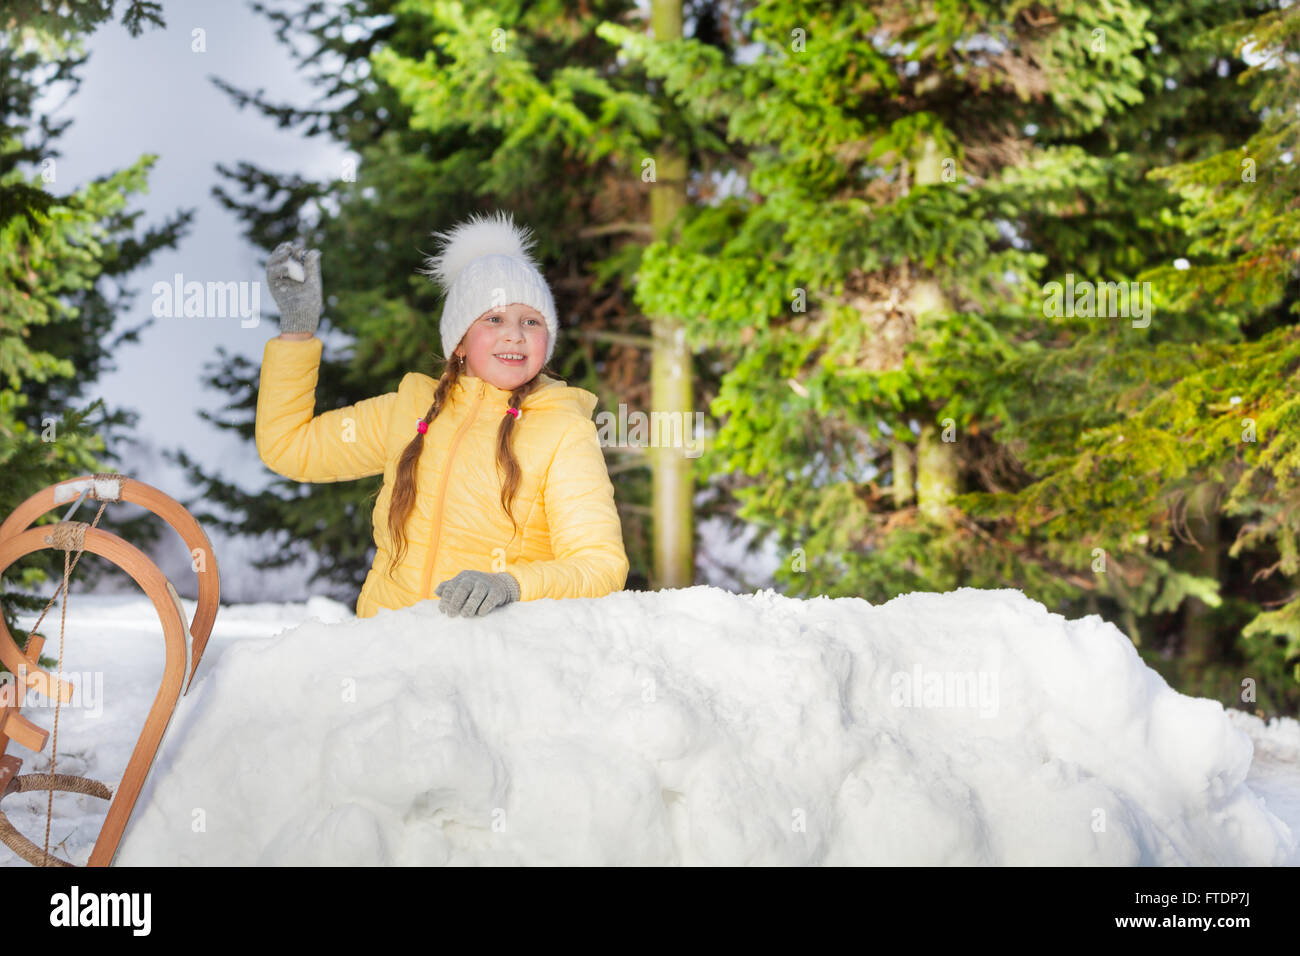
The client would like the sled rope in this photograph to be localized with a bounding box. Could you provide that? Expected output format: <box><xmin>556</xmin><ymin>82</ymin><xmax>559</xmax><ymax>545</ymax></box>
<box><xmin>41</xmin><ymin>548</ymin><xmax>72</xmax><ymax>865</ymax></box>
<box><xmin>20</xmin><ymin>483</ymin><xmax>112</xmax><ymax>866</ymax></box>
<box><xmin>24</xmin><ymin>484</ymin><xmax>114</xmax><ymax>638</ymax></box>
<box><xmin>0</xmin><ymin>773</ymin><xmax>112</xmax><ymax>867</ymax></box>
<box><xmin>10</xmin><ymin>772</ymin><xmax>111</xmax><ymax>797</ymax></box>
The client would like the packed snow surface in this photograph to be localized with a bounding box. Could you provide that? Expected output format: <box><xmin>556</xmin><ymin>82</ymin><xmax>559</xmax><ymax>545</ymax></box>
<box><xmin>5</xmin><ymin>587</ymin><xmax>1299</xmax><ymax>865</ymax></box>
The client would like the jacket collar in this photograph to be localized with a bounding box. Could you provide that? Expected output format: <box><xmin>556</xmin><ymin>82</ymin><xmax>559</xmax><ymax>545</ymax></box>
<box><xmin>453</xmin><ymin>372</ymin><xmax>560</xmax><ymax>401</ymax></box>
<box><xmin>447</xmin><ymin>372</ymin><xmax>598</xmax><ymax>418</ymax></box>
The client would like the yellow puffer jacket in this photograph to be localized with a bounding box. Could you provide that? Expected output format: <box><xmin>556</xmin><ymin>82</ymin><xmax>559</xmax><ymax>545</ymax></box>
<box><xmin>255</xmin><ymin>336</ymin><xmax>629</xmax><ymax>618</ymax></box>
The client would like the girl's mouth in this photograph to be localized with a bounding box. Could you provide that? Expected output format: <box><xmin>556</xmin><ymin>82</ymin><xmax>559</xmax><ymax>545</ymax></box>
<box><xmin>495</xmin><ymin>354</ymin><xmax>526</xmax><ymax>366</ymax></box>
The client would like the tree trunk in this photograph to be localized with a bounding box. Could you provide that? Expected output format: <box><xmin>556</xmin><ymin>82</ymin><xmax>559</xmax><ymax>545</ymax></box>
<box><xmin>907</xmin><ymin>136</ymin><xmax>958</xmax><ymax>526</ymax></box>
<box><xmin>649</xmin><ymin>0</ymin><xmax>694</xmax><ymax>589</ymax></box>
<box><xmin>916</xmin><ymin>420</ymin><xmax>959</xmax><ymax>522</ymax></box>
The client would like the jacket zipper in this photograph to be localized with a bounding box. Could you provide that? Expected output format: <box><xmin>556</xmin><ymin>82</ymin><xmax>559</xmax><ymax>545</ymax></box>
<box><xmin>422</xmin><ymin>379</ymin><xmax>485</xmax><ymax>600</ymax></box>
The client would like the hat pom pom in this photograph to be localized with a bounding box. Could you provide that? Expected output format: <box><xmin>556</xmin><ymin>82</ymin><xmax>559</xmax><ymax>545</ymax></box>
<box><xmin>420</xmin><ymin>209</ymin><xmax>539</xmax><ymax>292</ymax></box>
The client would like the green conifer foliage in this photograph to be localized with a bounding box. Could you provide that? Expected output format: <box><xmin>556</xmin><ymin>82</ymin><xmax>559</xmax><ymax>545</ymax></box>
<box><xmin>1</xmin><ymin>0</ymin><xmax>184</xmax><ymax>665</ymax></box>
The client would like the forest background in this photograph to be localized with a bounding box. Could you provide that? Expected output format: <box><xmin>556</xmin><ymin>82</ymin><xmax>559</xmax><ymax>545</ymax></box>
<box><xmin>3</xmin><ymin>0</ymin><xmax>1300</xmax><ymax>717</ymax></box>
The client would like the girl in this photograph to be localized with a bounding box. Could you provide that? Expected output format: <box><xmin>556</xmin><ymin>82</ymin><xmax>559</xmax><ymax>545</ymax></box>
<box><xmin>255</xmin><ymin>210</ymin><xmax>629</xmax><ymax>618</ymax></box>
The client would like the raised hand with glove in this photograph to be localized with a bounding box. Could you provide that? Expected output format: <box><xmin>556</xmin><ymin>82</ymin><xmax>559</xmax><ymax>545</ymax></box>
<box><xmin>435</xmin><ymin>570</ymin><xmax>521</xmax><ymax>617</ymax></box>
<box><xmin>266</xmin><ymin>239</ymin><xmax>323</xmax><ymax>336</ymax></box>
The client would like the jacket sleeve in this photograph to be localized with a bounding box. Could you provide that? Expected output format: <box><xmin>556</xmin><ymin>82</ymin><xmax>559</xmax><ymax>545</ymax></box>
<box><xmin>255</xmin><ymin>336</ymin><xmax>396</xmax><ymax>483</ymax></box>
<box><xmin>505</xmin><ymin>416</ymin><xmax>630</xmax><ymax>601</ymax></box>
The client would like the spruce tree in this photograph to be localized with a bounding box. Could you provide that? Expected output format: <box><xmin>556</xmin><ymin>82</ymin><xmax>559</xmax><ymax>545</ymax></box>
<box><xmin>985</xmin><ymin>0</ymin><xmax>1300</xmax><ymax>711</ymax></box>
<box><xmin>610</xmin><ymin>1</ymin><xmax>1293</xmax><ymax>709</ymax></box>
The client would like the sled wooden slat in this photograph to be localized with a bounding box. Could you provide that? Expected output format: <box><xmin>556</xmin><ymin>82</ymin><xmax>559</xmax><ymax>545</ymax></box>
<box><xmin>0</xmin><ymin>525</ymin><xmax>188</xmax><ymax>867</ymax></box>
<box><xmin>0</xmin><ymin>652</ymin><xmax>73</xmax><ymax>704</ymax></box>
<box><xmin>0</xmin><ymin>682</ymin><xmax>17</xmax><ymax>753</ymax></box>
<box><xmin>0</xmin><ymin>474</ymin><xmax>220</xmax><ymax>694</ymax></box>
<box><xmin>2</xmin><ymin>628</ymin><xmax>56</xmax><ymax>751</ymax></box>
<box><xmin>0</xmin><ymin>627</ymin><xmax>73</xmax><ymax>701</ymax></box>
<box><xmin>0</xmin><ymin>754</ymin><xmax>19</xmax><ymax>794</ymax></box>
<box><xmin>0</xmin><ymin>682</ymin><xmax>48</xmax><ymax>753</ymax></box>
<box><xmin>2</xmin><ymin>715</ymin><xmax>48</xmax><ymax>754</ymax></box>
<box><xmin>24</xmin><ymin>633</ymin><xmax>44</xmax><ymax>663</ymax></box>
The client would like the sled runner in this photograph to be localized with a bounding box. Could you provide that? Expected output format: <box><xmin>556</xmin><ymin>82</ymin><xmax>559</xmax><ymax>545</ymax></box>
<box><xmin>0</xmin><ymin>473</ymin><xmax>221</xmax><ymax>866</ymax></box>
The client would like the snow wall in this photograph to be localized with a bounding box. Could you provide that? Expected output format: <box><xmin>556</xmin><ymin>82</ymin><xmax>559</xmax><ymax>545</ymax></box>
<box><xmin>115</xmin><ymin>586</ymin><xmax>1298</xmax><ymax>865</ymax></box>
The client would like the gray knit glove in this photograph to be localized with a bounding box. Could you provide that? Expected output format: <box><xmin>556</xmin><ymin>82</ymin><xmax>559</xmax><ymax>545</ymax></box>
<box><xmin>435</xmin><ymin>570</ymin><xmax>521</xmax><ymax>617</ymax></box>
<box><xmin>266</xmin><ymin>240</ymin><xmax>323</xmax><ymax>334</ymax></box>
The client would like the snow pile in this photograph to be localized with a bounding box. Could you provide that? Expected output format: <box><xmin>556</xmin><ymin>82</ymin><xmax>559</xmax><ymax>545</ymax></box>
<box><xmin>102</xmin><ymin>586</ymin><xmax>1299</xmax><ymax>865</ymax></box>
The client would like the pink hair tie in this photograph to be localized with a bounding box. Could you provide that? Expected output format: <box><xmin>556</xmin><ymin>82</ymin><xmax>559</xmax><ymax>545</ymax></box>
<box><xmin>505</xmin><ymin>407</ymin><xmax>521</xmax><ymax>420</ymax></box>
<box><xmin>416</xmin><ymin>419</ymin><xmax>429</xmax><ymax>434</ymax></box>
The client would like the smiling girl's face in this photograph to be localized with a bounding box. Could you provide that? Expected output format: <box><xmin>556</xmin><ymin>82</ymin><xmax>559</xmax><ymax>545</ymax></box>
<box><xmin>455</xmin><ymin>303</ymin><xmax>549</xmax><ymax>390</ymax></box>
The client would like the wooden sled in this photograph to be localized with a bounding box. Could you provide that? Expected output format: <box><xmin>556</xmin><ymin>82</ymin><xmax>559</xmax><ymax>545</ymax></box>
<box><xmin>0</xmin><ymin>473</ymin><xmax>220</xmax><ymax>693</ymax></box>
<box><xmin>0</xmin><ymin>473</ymin><xmax>220</xmax><ymax>866</ymax></box>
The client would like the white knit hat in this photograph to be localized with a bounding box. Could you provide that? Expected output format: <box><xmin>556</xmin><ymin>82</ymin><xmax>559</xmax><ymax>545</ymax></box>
<box><xmin>420</xmin><ymin>210</ymin><xmax>559</xmax><ymax>367</ymax></box>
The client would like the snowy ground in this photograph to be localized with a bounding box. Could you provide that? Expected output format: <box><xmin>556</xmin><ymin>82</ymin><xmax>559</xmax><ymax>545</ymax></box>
<box><xmin>2</xmin><ymin>587</ymin><xmax>1298</xmax><ymax>866</ymax></box>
